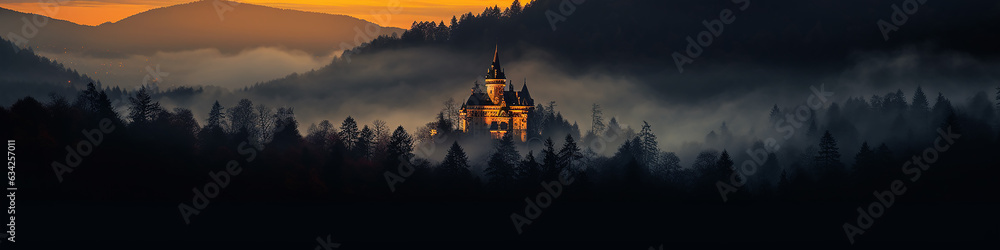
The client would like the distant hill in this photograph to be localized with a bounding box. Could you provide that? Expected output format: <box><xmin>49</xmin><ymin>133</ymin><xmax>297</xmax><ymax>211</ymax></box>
<box><xmin>0</xmin><ymin>0</ymin><xmax>405</xmax><ymax>57</ymax></box>
<box><xmin>242</xmin><ymin>0</ymin><xmax>1000</xmax><ymax>119</ymax></box>
<box><xmin>338</xmin><ymin>0</ymin><xmax>1000</xmax><ymax>69</ymax></box>
<box><xmin>0</xmin><ymin>38</ymin><xmax>92</xmax><ymax>104</ymax></box>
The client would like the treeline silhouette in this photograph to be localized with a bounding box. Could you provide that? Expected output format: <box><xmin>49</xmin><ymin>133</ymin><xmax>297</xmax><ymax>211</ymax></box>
<box><xmin>0</xmin><ymin>38</ymin><xmax>95</xmax><ymax>103</ymax></box>
<box><xmin>4</xmin><ymin>83</ymin><xmax>998</xmax><ymax>205</ymax></box>
<box><xmin>330</xmin><ymin>0</ymin><xmax>1000</xmax><ymax>69</ymax></box>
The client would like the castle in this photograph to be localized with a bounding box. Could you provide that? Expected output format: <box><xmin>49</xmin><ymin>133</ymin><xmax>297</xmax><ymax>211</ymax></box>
<box><xmin>459</xmin><ymin>46</ymin><xmax>535</xmax><ymax>141</ymax></box>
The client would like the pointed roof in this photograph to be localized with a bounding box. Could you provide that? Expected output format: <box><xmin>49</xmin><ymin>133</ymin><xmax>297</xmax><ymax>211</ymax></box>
<box><xmin>493</xmin><ymin>44</ymin><xmax>501</xmax><ymax>65</ymax></box>
<box><xmin>486</xmin><ymin>44</ymin><xmax>506</xmax><ymax>79</ymax></box>
<box><xmin>520</xmin><ymin>78</ymin><xmax>529</xmax><ymax>93</ymax></box>
<box><xmin>518</xmin><ymin>78</ymin><xmax>533</xmax><ymax>106</ymax></box>
<box><xmin>466</xmin><ymin>92</ymin><xmax>493</xmax><ymax>106</ymax></box>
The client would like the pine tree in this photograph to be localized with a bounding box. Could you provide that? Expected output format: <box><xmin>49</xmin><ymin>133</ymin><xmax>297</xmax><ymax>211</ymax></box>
<box><xmin>207</xmin><ymin>101</ymin><xmax>225</xmax><ymax>129</ymax></box>
<box><xmin>639</xmin><ymin>121</ymin><xmax>658</xmax><ymax>167</ymax></box>
<box><xmin>519</xmin><ymin>150</ymin><xmax>541</xmax><ymax>182</ymax></box>
<box><xmin>932</xmin><ymin>92</ymin><xmax>948</xmax><ymax>110</ymax></box>
<box><xmin>932</xmin><ymin>93</ymin><xmax>955</xmax><ymax>126</ymax></box>
<box><xmin>717</xmin><ymin>150</ymin><xmax>735</xmax><ymax>179</ymax></box>
<box><xmin>339</xmin><ymin>116</ymin><xmax>360</xmax><ymax>151</ymax></box>
<box><xmin>853</xmin><ymin>141</ymin><xmax>873</xmax><ymax>172</ymax></box>
<box><xmin>558</xmin><ymin>134</ymin><xmax>582</xmax><ymax>172</ymax></box>
<box><xmin>75</xmin><ymin>82</ymin><xmax>117</xmax><ymax>120</ymax></box>
<box><xmin>541</xmin><ymin>137</ymin><xmax>560</xmax><ymax>179</ymax></box>
<box><xmin>486</xmin><ymin>133</ymin><xmax>519</xmax><ymax>189</ymax></box>
<box><xmin>629</xmin><ymin>137</ymin><xmax>643</xmax><ymax>161</ymax></box>
<box><xmin>911</xmin><ymin>86</ymin><xmax>930</xmax><ymax>114</ymax></box>
<box><xmin>995</xmin><ymin>86</ymin><xmax>999</xmax><ymax>107</ymax></box>
<box><xmin>357</xmin><ymin>125</ymin><xmax>374</xmax><ymax>160</ymax></box>
<box><xmin>127</xmin><ymin>86</ymin><xmax>161</xmax><ymax>125</ymax></box>
<box><xmin>198</xmin><ymin>101</ymin><xmax>229</xmax><ymax>149</ymax></box>
<box><xmin>614</xmin><ymin>138</ymin><xmax>634</xmax><ymax>159</ymax></box>
<box><xmin>504</xmin><ymin>0</ymin><xmax>522</xmax><ymax>17</ymax></box>
<box><xmin>387</xmin><ymin>126</ymin><xmax>413</xmax><ymax>165</ymax></box>
<box><xmin>815</xmin><ymin>131</ymin><xmax>842</xmax><ymax>170</ymax></box>
<box><xmin>894</xmin><ymin>89</ymin><xmax>908</xmax><ymax>111</ymax></box>
<box><xmin>435</xmin><ymin>21</ymin><xmax>449</xmax><ymax>41</ymax></box>
<box><xmin>440</xmin><ymin>141</ymin><xmax>471</xmax><ymax>179</ymax></box>
<box><xmin>591</xmin><ymin>103</ymin><xmax>605</xmax><ymax>135</ymax></box>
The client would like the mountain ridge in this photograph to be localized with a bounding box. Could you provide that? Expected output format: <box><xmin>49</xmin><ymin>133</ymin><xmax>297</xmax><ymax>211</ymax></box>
<box><xmin>0</xmin><ymin>38</ymin><xmax>93</xmax><ymax>103</ymax></box>
<box><xmin>0</xmin><ymin>1</ymin><xmax>405</xmax><ymax>57</ymax></box>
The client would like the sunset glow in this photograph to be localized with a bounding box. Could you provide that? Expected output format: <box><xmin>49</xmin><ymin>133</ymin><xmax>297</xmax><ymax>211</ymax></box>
<box><xmin>0</xmin><ymin>0</ymin><xmax>519</xmax><ymax>27</ymax></box>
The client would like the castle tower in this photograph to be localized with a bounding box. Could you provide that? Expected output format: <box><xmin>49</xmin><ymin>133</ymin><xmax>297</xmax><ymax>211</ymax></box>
<box><xmin>459</xmin><ymin>45</ymin><xmax>535</xmax><ymax>142</ymax></box>
<box><xmin>485</xmin><ymin>45</ymin><xmax>506</xmax><ymax>105</ymax></box>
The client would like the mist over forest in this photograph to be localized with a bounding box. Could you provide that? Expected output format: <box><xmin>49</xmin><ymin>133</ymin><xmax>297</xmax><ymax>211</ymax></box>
<box><xmin>2</xmin><ymin>0</ymin><xmax>999</xmax><ymax>247</ymax></box>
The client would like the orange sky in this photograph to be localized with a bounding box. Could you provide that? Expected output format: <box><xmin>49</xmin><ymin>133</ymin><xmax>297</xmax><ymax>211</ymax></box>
<box><xmin>0</xmin><ymin>0</ymin><xmax>519</xmax><ymax>28</ymax></box>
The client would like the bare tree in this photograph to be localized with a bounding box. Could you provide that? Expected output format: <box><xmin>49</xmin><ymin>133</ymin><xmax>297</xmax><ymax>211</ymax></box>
<box><xmin>547</xmin><ymin>101</ymin><xmax>557</xmax><ymax>117</ymax></box>
<box><xmin>228</xmin><ymin>99</ymin><xmax>257</xmax><ymax>136</ymax></box>
<box><xmin>443</xmin><ymin>98</ymin><xmax>460</xmax><ymax>130</ymax></box>
<box><xmin>254</xmin><ymin>104</ymin><xmax>274</xmax><ymax>148</ymax></box>
<box><xmin>372</xmin><ymin>119</ymin><xmax>389</xmax><ymax>143</ymax></box>
<box><xmin>414</xmin><ymin>123</ymin><xmax>434</xmax><ymax>143</ymax></box>
<box><xmin>372</xmin><ymin>119</ymin><xmax>390</xmax><ymax>159</ymax></box>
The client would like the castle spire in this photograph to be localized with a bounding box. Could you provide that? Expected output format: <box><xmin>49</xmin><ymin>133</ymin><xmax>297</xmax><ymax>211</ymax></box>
<box><xmin>493</xmin><ymin>44</ymin><xmax>501</xmax><ymax>66</ymax></box>
<box><xmin>519</xmin><ymin>77</ymin><xmax>533</xmax><ymax>106</ymax></box>
<box><xmin>486</xmin><ymin>44</ymin><xmax>506</xmax><ymax>79</ymax></box>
